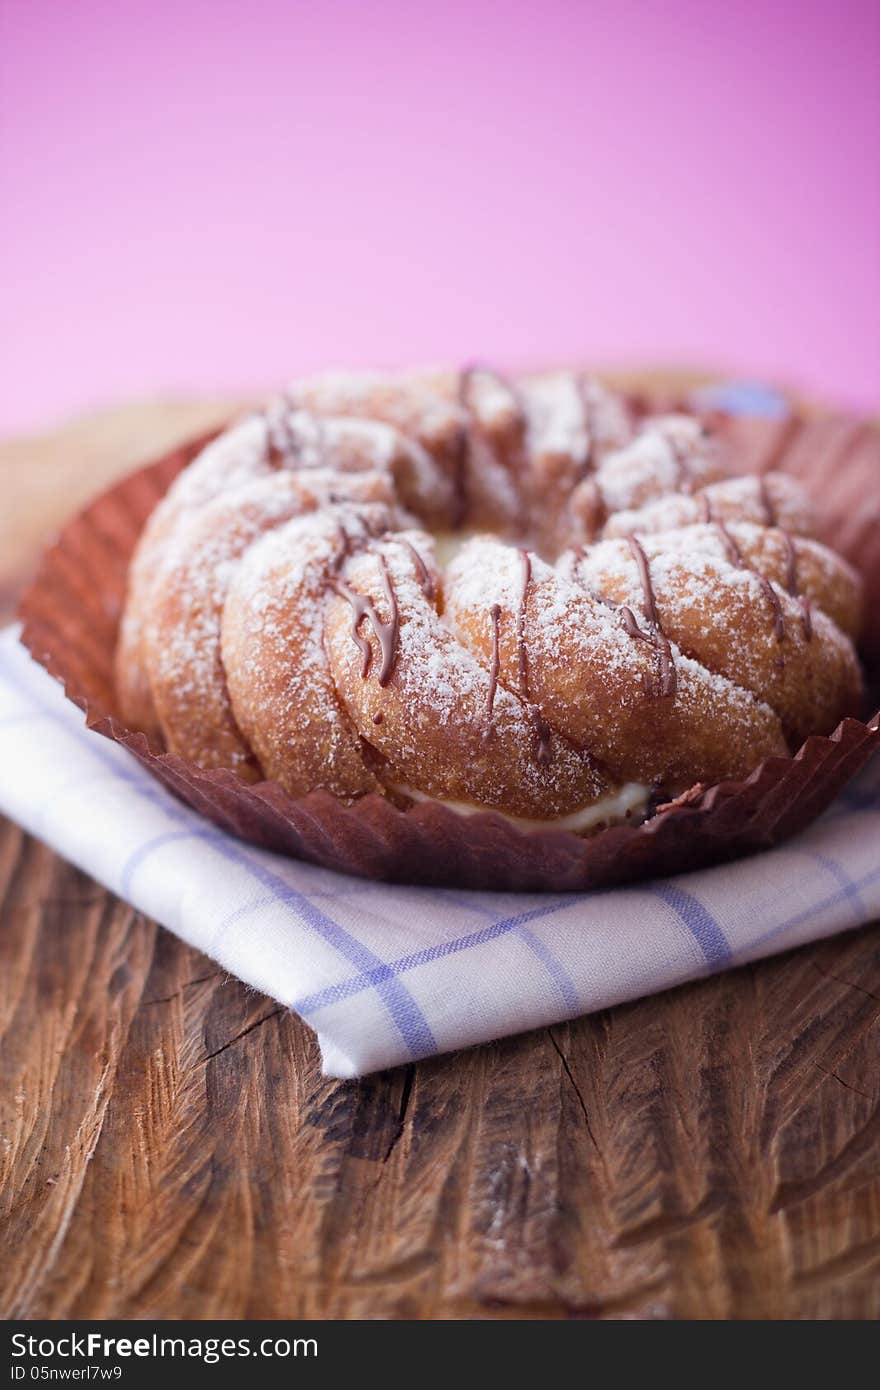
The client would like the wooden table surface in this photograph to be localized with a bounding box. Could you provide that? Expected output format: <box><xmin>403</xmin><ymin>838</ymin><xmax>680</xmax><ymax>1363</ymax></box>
<box><xmin>1</xmin><ymin>402</ymin><xmax>879</xmax><ymax>1321</ymax></box>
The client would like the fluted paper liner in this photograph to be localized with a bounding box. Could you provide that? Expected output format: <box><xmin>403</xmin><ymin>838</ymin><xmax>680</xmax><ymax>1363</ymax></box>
<box><xmin>18</xmin><ymin>402</ymin><xmax>880</xmax><ymax>891</ymax></box>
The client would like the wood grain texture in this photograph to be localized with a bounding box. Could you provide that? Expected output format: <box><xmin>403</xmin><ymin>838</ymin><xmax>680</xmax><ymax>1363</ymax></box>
<box><xmin>1</xmin><ymin>821</ymin><xmax>878</xmax><ymax>1319</ymax></box>
<box><xmin>1</xmin><ymin>396</ymin><xmax>879</xmax><ymax>1320</ymax></box>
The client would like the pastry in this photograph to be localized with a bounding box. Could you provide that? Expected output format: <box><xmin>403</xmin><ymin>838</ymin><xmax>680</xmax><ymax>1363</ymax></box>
<box><xmin>115</xmin><ymin>368</ymin><xmax>864</xmax><ymax>833</ymax></box>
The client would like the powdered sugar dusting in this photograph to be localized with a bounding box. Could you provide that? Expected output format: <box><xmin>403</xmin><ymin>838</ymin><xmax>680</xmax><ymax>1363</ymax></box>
<box><xmin>118</xmin><ymin>367</ymin><xmax>865</xmax><ymax>825</ymax></box>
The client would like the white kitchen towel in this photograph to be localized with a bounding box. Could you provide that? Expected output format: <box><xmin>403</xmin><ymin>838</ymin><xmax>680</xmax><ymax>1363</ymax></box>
<box><xmin>0</xmin><ymin>625</ymin><xmax>877</xmax><ymax>1078</ymax></box>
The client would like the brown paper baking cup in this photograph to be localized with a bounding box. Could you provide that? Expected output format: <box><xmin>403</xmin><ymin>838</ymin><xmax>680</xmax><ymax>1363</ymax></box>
<box><xmin>18</xmin><ymin>397</ymin><xmax>880</xmax><ymax>892</ymax></box>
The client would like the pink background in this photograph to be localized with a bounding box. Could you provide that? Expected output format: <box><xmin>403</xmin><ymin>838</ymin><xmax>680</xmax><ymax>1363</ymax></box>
<box><xmin>1</xmin><ymin>0</ymin><xmax>878</xmax><ymax>434</ymax></box>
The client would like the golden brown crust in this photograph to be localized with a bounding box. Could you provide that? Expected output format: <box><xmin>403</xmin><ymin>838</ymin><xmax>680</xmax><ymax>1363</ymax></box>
<box><xmin>115</xmin><ymin>367</ymin><xmax>866</xmax><ymax>827</ymax></box>
<box><xmin>570</xmin><ymin>527</ymin><xmax>862</xmax><ymax>744</ymax></box>
<box><xmin>323</xmin><ymin>537</ymin><xmax>612</xmax><ymax>818</ymax></box>
<box><xmin>143</xmin><ymin>471</ymin><xmax>396</xmax><ymax>775</ymax></box>
<box><xmin>443</xmin><ymin>538</ymin><xmax>789</xmax><ymax>793</ymax></box>
<box><xmin>222</xmin><ymin>507</ymin><xmax>398</xmax><ymax>799</ymax></box>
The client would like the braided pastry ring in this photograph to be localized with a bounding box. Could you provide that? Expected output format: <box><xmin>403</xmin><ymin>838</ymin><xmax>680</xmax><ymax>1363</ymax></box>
<box><xmin>115</xmin><ymin>368</ymin><xmax>866</xmax><ymax>834</ymax></box>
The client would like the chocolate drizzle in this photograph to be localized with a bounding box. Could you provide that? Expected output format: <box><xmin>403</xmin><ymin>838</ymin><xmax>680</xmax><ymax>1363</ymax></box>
<box><xmin>626</xmin><ymin>533</ymin><xmax>662</xmax><ymax>628</ymax></box>
<box><xmin>483</xmin><ymin>602</ymin><xmax>502</xmax><ymax>740</ymax></box>
<box><xmin>625</xmin><ymin>534</ymin><xmax>677</xmax><ymax>698</ymax></box>
<box><xmin>620</xmin><ymin>606</ymin><xmax>654</xmax><ymax>644</ymax></box>
<box><xmin>398</xmin><ymin>538</ymin><xmax>435</xmax><ymax>600</ymax></box>
<box><xmin>715</xmin><ymin>521</ymin><xmax>786</xmax><ymax>643</ymax></box>
<box><xmin>331</xmin><ymin>553</ymin><xmax>400</xmax><ymax>687</ymax></box>
<box><xmin>331</xmin><ymin>522</ymin><xmax>352</xmax><ymax>571</ymax></box>
<box><xmin>777</xmin><ymin>527</ymin><xmax>814</xmax><ymax>640</ymax></box>
<box><xmin>779</xmin><ymin>527</ymin><xmax>798</xmax><ymax>594</ymax></box>
<box><xmin>451</xmin><ymin>366</ymin><xmax>479</xmax><ymax>528</ymax></box>
<box><xmin>697</xmin><ymin>486</ymin><xmax>813</xmax><ymax>644</ymax></box>
<box><xmin>516</xmin><ymin>549</ymin><xmax>553</xmax><ymax>765</ymax></box>
<box><xmin>758</xmin><ymin>475</ymin><xmax>777</xmax><ymax>527</ymax></box>
<box><xmin>263</xmin><ymin>391</ymin><xmax>303</xmax><ymax>468</ymax></box>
